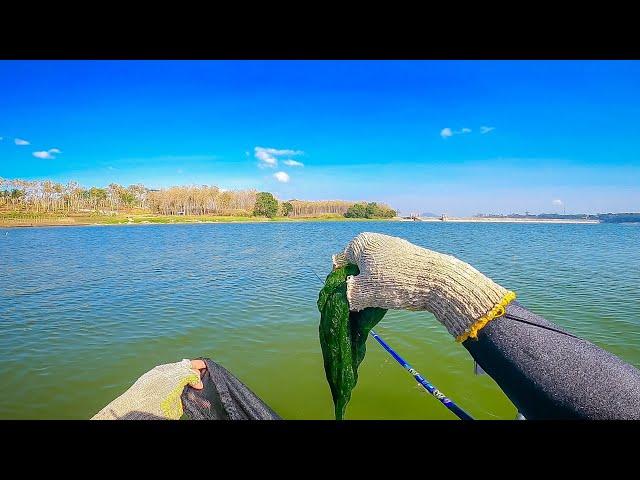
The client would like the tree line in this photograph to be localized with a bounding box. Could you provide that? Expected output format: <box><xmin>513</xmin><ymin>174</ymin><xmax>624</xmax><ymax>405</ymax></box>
<box><xmin>0</xmin><ymin>178</ymin><xmax>397</xmax><ymax>218</ymax></box>
<box><xmin>287</xmin><ymin>199</ymin><xmax>359</xmax><ymax>217</ymax></box>
<box><xmin>344</xmin><ymin>202</ymin><xmax>396</xmax><ymax>219</ymax></box>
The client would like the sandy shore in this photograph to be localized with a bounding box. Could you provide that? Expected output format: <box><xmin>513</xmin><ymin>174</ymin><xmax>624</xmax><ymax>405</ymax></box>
<box><xmin>0</xmin><ymin>216</ymin><xmax>389</xmax><ymax>228</ymax></box>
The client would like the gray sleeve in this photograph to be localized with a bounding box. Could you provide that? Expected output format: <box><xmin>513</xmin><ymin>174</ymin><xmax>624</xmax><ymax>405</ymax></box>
<box><xmin>463</xmin><ymin>302</ymin><xmax>640</xmax><ymax>419</ymax></box>
<box><xmin>181</xmin><ymin>358</ymin><xmax>281</xmax><ymax>420</ymax></box>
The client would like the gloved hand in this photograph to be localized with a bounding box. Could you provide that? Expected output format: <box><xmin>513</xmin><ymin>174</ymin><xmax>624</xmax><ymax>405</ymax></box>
<box><xmin>91</xmin><ymin>359</ymin><xmax>205</xmax><ymax>420</ymax></box>
<box><xmin>332</xmin><ymin>232</ymin><xmax>516</xmax><ymax>342</ymax></box>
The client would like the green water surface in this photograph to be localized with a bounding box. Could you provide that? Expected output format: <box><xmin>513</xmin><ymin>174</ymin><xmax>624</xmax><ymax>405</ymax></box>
<box><xmin>1</xmin><ymin>221</ymin><xmax>638</xmax><ymax>419</ymax></box>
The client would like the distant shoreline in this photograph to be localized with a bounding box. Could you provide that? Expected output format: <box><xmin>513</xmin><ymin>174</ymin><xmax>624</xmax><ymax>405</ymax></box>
<box><xmin>404</xmin><ymin>217</ymin><xmax>600</xmax><ymax>224</ymax></box>
<box><xmin>0</xmin><ymin>215</ymin><xmax>604</xmax><ymax>228</ymax></box>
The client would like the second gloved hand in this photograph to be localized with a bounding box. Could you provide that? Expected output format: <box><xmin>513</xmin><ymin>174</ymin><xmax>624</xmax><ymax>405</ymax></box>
<box><xmin>332</xmin><ymin>232</ymin><xmax>516</xmax><ymax>342</ymax></box>
<box><xmin>91</xmin><ymin>359</ymin><xmax>205</xmax><ymax>420</ymax></box>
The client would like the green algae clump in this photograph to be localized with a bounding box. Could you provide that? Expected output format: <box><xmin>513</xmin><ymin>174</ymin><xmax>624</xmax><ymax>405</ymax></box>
<box><xmin>317</xmin><ymin>264</ymin><xmax>387</xmax><ymax>420</ymax></box>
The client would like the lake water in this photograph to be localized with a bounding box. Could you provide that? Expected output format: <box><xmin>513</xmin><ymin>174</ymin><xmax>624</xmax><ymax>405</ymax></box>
<box><xmin>1</xmin><ymin>221</ymin><xmax>639</xmax><ymax>419</ymax></box>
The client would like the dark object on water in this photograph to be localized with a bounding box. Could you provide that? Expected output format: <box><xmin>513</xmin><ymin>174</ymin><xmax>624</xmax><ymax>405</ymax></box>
<box><xmin>181</xmin><ymin>358</ymin><xmax>281</xmax><ymax>420</ymax></box>
<box><xmin>317</xmin><ymin>264</ymin><xmax>387</xmax><ymax>419</ymax></box>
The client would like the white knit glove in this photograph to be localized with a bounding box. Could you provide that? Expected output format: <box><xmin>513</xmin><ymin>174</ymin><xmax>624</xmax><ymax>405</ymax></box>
<box><xmin>332</xmin><ymin>232</ymin><xmax>516</xmax><ymax>342</ymax></box>
<box><xmin>91</xmin><ymin>359</ymin><xmax>203</xmax><ymax>420</ymax></box>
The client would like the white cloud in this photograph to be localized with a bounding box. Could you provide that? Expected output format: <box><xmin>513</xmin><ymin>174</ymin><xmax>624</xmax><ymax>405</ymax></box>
<box><xmin>254</xmin><ymin>146</ymin><xmax>304</xmax><ymax>168</ymax></box>
<box><xmin>273</xmin><ymin>171</ymin><xmax>290</xmax><ymax>183</ymax></box>
<box><xmin>283</xmin><ymin>159</ymin><xmax>304</xmax><ymax>167</ymax></box>
<box><xmin>441</xmin><ymin>127</ymin><xmax>471</xmax><ymax>138</ymax></box>
<box><xmin>256</xmin><ymin>149</ymin><xmax>278</xmax><ymax>167</ymax></box>
<box><xmin>263</xmin><ymin>147</ymin><xmax>303</xmax><ymax>156</ymax></box>
<box><xmin>552</xmin><ymin>199</ymin><xmax>563</xmax><ymax>206</ymax></box>
<box><xmin>32</xmin><ymin>148</ymin><xmax>61</xmax><ymax>159</ymax></box>
<box><xmin>15</xmin><ymin>138</ymin><xmax>30</xmax><ymax>145</ymax></box>
<box><xmin>0</xmin><ymin>137</ymin><xmax>3</xmax><ymax>141</ymax></box>
<box><xmin>440</xmin><ymin>128</ymin><xmax>453</xmax><ymax>138</ymax></box>
<box><xmin>440</xmin><ymin>125</ymin><xmax>496</xmax><ymax>138</ymax></box>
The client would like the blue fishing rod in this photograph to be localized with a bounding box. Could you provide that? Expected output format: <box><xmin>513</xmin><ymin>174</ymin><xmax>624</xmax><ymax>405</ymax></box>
<box><xmin>369</xmin><ymin>330</ymin><xmax>474</xmax><ymax>420</ymax></box>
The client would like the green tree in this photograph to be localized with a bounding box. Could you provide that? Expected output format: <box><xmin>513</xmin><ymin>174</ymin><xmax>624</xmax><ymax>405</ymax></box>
<box><xmin>344</xmin><ymin>203</ymin><xmax>367</xmax><ymax>218</ymax></box>
<box><xmin>119</xmin><ymin>190</ymin><xmax>136</xmax><ymax>207</ymax></box>
<box><xmin>253</xmin><ymin>192</ymin><xmax>279</xmax><ymax>218</ymax></box>
<box><xmin>11</xmin><ymin>189</ymin><xmax>24</xmax><ymax>201</ymax></box>
<box><xmin>345</xmin><ymin>202</ymin><xmax>396</xmax><ymax>219</ymax></box>
<box><xmin>281</xmin><ymin>201</ymin><xmax>293</xmax><ymax>217</ymax></box>
<box><xmin>365</xmin><ymin>202</ymin><xmax>378</xmax><ymax>218</ymax></box>
<box><xmin>89</xmin><ymin>187</ymin><xmax>107</xmax><ymax>201</ymax></box>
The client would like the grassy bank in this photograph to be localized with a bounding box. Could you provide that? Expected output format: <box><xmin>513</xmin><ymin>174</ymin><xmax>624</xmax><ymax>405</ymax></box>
<box><xmin>0</xmin><ymin>212</ymin><xmax>396</xmax><ymax>228</ymax></box>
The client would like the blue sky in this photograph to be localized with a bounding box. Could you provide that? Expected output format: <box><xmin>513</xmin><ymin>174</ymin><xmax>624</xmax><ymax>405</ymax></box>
<box><xmin>1</xmin><ymin>60</ymin><xmax>638</xmax><ymax>216</ymax></box>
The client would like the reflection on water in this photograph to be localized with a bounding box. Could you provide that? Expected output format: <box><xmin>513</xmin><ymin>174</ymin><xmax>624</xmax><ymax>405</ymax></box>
<box><xmin>1</xmin><ymin>222</ymin><xmax>638</xmax><ymax>419</ymax></box>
